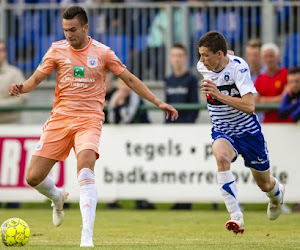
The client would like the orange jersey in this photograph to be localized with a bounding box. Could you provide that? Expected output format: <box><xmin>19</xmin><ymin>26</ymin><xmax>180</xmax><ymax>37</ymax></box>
<box><xmin>37</xmin><ymin>37</ymin><xmax>126</xmax><ymax>120</ymax></box>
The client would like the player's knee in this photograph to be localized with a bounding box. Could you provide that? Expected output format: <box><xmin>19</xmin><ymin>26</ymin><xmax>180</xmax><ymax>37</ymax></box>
<box><xmin>215</xmin><ymin>153</ymin><xmax>231</xmax><ymax>166</ymax></box>
<box><xmin>26</xmin><ymin>173</ymin><xmax>42</xmax><ymax>187</ymax></box>
<box><xmin>77</xmin><ymin>160</ymin><xmax>94</xmax><ymax>172</ymax></box>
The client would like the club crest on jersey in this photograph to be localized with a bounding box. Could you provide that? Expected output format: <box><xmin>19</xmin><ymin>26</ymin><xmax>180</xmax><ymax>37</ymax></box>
<box><xmin>87</xmin><ymin>57</ymin><xmax>98</xmax><ymax>68</ymax></box>
<box><xmin>224</xmin><ymin>72</ymin><xmax>230</xmax><ymax>81</ymax></box>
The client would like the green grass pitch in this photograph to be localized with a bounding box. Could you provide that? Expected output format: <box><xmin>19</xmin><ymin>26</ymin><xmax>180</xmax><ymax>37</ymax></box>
<box><xmin>0</xmin><ymin>205</ymin><xmax>300</xmax><ymax>249</ymax></box>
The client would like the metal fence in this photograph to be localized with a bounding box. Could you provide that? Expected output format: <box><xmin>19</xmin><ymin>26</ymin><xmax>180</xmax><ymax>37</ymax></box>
<box><xmin>0</xmin><ymin>0</ymin><xmax>300</xmax><ymax>80</ymax></box>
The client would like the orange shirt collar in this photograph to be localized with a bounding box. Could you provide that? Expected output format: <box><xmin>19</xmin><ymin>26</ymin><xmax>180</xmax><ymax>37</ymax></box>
<box><xmin>69</xmin><ymin>36</ymin><xmax>92</xmax><ymax>52</ymax></box>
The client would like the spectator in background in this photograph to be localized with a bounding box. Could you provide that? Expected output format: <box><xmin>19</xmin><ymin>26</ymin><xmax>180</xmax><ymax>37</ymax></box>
<box><xmin>245</xmin><ymin>39</ymin><xmax>265</xmax><ymax>82</ymax></box>
<box><xmin>103</xmin><ymin>72</ymin><xmax>117</xmax><ymax>124</ymax></box>
<box><xmin>254</xmin><ymin>43</ymin><xmax>291</xmax><ymax>123</ymax></box>
<box><xmin>145</xmin><ymin>1</ymin><xmax>194</xmax><ymax>80</ymax></box>
<box><xmin>106</xmin><ymin>78</ymin><xmax>155</xmax><ymax>210</ymax></box>
<box><xmin>165</xmin><ymin>44</ymin><xmax>199</xmax><ymax>125</ymax></box>
<box><xmin>108</xmin><ymin>78</ymin><xmax>150</xmax><ymax>124</ymax></box>
<box><xmin>0</xmin><ymin>40</ymin><xmax>26</xmax><ymax>124</ymax></box>
<box><xmin>0</xmin><ymin>40</ymin><xmax>26</xmax><ymax>209</ymax></box>
<box><xmin>278</xmin><ymin>66</ymin><xmax>300</xmax><ymax>122</ymax></box>
<box><xmin>165</xmin><ymin>43</ymin><xmax>199</xmax><ymax>210</ymax></box>
<box><xmin>245</xmin><ymin>39</ymin><xmax>265</xmax><ymax>122</ymax></box>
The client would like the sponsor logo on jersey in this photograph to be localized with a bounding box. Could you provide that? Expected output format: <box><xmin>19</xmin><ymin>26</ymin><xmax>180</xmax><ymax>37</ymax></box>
<box><xmin>166</xmin><ymin>87</ymin><xmax>188</xmax><ymax>95</ymax></box>
<box><xmin>224</xmin><ymin>72</ymin><xmax>230</xmax><ymax>81</ymax></box>
<box><xmin>74</xmin><ymin>66</ymin><xmax>85</xmax><ymax>77</ymax></box>
<box><xmin>87</xmin><ymin>57</ymin><xmax>98</xmax><ymax>68</ymax></box>
<box><xmin>239</xmin><ymin>68</ymin><xmax>248</xmax><ymax>73</ymax></box>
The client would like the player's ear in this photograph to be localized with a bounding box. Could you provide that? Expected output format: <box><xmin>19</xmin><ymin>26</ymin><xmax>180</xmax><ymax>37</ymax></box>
<box><xmin>83</xmin><ymin>23</ymin><xmax>88</xmax><ymax>32</ymax></box>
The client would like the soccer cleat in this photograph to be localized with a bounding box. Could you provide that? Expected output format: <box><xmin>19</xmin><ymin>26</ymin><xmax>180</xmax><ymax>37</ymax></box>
<box><xmin>225</xmin><ymin>215</ymin><xmax>245</xmax><ymax>234</ymax></box>
<box><xmin>267</xmin><ymin>184</ymin><xmax>285</xmax><ymax>220</ymax></box>
<box><xmin>80</xmin><ymin>225</ymin><xmax>94</xmax><ymax>247</ymax></box>
<box><xmin>52</xmin><ymin>189</ymin><xmax>69</xmax><ymax>227</ymax></box>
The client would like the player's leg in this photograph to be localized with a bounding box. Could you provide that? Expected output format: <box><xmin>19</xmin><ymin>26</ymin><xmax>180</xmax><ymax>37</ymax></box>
<box><xmin>29</xmin><ymin>114</ymin><xmax>75</xmax><ymax>227</ymax></box>
<box><xmin>26</xmin><ymin>155</ymin><xmax>68</xmax><ymax>227</ymax></box>
<box><xmin>212</xmin><ymin>138</ymin><xmax>244</xmax><ymax>234</ymax></box>
<box><xmin>77</xmin><ymin>149</ymin><xmax>97</xmax><ymax>248</ymax></box>
<box><xmin>74</xmin><ymin>119</ymin><xmax>102</xmax><ymax>248</ymax></box>
<box><xmin>251</xmin><ymin>169</ymin><xmax>285</xmax><ymax>220</ymax></box>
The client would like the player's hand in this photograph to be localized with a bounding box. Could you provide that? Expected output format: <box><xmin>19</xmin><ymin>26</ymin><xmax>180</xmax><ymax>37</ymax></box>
<box><xmin>9</xmin><ymin>83</ymin><xmax>23</xmax><ymax>97</ymax></box>
<box><xmin>157</xmin><ymin>102</ymin><xmax>178</xmax><ymax>121</ymax></box>
<box><xmin>200</xmin><ymin>79</ymin><xmax>219</xmax><ymax>99</ymax></box>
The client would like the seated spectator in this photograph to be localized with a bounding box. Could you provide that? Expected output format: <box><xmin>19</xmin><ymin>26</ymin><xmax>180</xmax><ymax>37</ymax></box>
<box><xmin>0</xmin><ymin>40</ymin><xmax>27</xmax><ymax>124</ymax></box>
<box><xmin>254</xmin><ymin>43</ymin><xmax>291</xmax><ymax>123</ymax></box>
<box><xmin>108</xmin><ymin>78</ymin><xmax>150</xmax><ymax>124</ymax></box>
<box><xmin>104</xmin><ymin>72</ymin><xmax>117</xmax><ymax>124</ymax></box>
<box><xmin>278</xmin><ymin>66</ymin><xmax>300</xmax><ymax>122</ymax></box>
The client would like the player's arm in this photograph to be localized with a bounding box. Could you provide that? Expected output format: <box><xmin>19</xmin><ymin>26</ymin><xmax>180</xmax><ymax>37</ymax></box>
<box><xmin>201</xmin><ymin>79</ymin><xmax>255</xmax><ymax>115</ymax></box>
<box><xmin>9</xmin><ymin>70</ymin><xmax>48</xmax><ymax>97</ymax></box>
<box><xmin>118</xmin><ymin>69</ymin><xmax>178</xmax><ymax>121</ymax></box>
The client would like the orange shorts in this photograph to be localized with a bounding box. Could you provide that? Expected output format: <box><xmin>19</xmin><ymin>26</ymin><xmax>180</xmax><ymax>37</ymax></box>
<box><xmin>34</xmin><ymin>113</ymin><xmax>103</xmax><ymax>161</ymax></box>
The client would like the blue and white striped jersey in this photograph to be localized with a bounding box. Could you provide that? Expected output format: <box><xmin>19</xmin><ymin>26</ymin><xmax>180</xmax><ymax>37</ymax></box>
<box><xmin>197</xmin><ymin>54</ymin><xmax>261</xmax><ymax>137</ymax></box>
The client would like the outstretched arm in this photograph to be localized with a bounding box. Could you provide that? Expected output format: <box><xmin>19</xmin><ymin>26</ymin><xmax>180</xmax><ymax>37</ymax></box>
<box><xmin>119</xmin><ymin>69</ymin><xmax>178</xmax><ymax>121</ymax></box>
<box><xmin>9</xmin><ymin>70</ymin><xmax>48</xmax><ymax>96</ymax></box>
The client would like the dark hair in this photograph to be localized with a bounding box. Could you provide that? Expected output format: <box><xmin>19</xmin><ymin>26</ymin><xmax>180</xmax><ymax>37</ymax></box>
<box><xmin>172</xmin><ymin>43</ymin><xmax>187</xmax><ymax>54</ymax></box>
<box><xmin>288</xmin><ymin>67</ymin><xmax>300</xmax><ymax>75</ymax></box>
<box><xmin>198</xmin><ymin>31</ymin><xmax>228</xmax><ymax>55</ymax></box>
<box><xmin>247</xmin><ymin>39</ymin><xmax>262</xmax><ymax>49</ymax></box>
<box><xmin>62</xmin><ymin>6</ymin><xmax>88</xmax><ymax>26</ymax></box>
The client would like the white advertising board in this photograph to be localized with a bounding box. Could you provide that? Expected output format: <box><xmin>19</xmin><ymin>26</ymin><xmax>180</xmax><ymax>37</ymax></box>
<box><xmin>0</xmin><ymin>124</ymin><xmax>299</xmax><ymax>203</ymax></box>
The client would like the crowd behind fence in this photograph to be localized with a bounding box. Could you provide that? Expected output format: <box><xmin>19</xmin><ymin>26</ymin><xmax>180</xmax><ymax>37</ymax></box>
<box><xmin>0</xmin><ymin>1</ymin><xmax>300</xmax><ymax>80</ymax></box>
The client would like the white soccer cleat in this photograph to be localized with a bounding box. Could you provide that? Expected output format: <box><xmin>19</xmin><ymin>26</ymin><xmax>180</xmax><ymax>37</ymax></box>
<box><xmin>80</xmin><ymin>225</ymin><xmax>94</xmax><ymax>247</ymax></box>
<box><xmin>52</xmin><ymin>189</ymin><xmax>69</xmax><ymax>227</ymax></box>
<box><xmin>225</xmin><ymin>214</ymin><xmax>245</xmax><ymax>234</ymax></box>
<box><xmin>267</xmin><ymin>184</ymin><xmax>285</xmax><ymax>220</ymax></box>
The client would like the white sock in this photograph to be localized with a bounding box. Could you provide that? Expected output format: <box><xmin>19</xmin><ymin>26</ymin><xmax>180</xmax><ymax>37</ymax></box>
<box><xmin>78</xmin><ymin>168</ymin><xmax>98</xmax><ymax>231</ymax></box>
<box><xmin>34</xmin><ymin>176</ymin><xmax>61</xmax><ymax>204</ymax></box>
<box><xmin>266</xmin><ymin>177</ymin><xmax>282</xmax><ymax>204</ymax></box>
<box><xmin>217</xmin><ymin>170</ymin><xmax>242</xmax><ymax>218</ymax></box>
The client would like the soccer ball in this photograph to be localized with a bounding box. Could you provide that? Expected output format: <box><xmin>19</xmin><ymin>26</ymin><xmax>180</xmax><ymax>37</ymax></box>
<box><xmin>0</xmin><ymin>218</ymin><xmax>30</xmax><ymax>246</ymax></box>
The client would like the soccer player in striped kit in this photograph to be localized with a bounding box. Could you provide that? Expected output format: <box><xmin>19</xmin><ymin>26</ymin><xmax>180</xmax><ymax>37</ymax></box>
<box><xmin>197</xmin><ymin>31</ymin><xmax>285</xmax><ymax>234</ymax></box>
<box><xmin>9</xmin><ymin>6</ymin><xmax>178</xmax><ymax>247</ymax></box>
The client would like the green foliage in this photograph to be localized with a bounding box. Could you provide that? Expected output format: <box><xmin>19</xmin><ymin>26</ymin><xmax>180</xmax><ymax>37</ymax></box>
<box><xmin>0</xmin><ymin>208</ymin><xmax>299</xmax><ymax>249</ymax></box>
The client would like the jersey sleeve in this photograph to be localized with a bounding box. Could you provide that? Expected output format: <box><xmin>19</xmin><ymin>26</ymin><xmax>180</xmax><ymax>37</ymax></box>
<box><xmin>105</xmin><ymin>49</ymin><xmax>126</xmax><ymax>76</ymax></box>
<box><xmin>234</xmin><ymin>64</ymin><xmax>257</xmax><ymax>97</ymax></box>
<box><xmin>37</xmin><ymin>46</ymin><xmax>57</xmax><ymax>75</ymax></box>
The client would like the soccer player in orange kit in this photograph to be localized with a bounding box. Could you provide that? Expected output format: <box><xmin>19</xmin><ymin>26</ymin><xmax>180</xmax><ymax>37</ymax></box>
<box><xmin>9</xmin><ymin>6</ymin><xmax>178</xmax><ymax>247</ymax></box>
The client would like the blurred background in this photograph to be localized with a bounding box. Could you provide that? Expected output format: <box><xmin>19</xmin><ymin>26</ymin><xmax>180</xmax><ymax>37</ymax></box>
<box><xmin>0</xmin><ymin>0</ymin><xmax>299</xmax><ymax>123</ymax></box>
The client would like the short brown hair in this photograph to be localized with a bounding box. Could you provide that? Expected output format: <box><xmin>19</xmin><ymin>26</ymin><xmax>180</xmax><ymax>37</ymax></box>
<box><xmin>62</xmin><ymin>6</ymin><xmax>88</xmax><ymax>26</ymax></box>
<box><xmin>171</xmin><ymin>43</ymin><xmax>187</xmax><ymax>54</ymax></box>
<box><xmin>288</xmin><ymin>67</ymin><xmax>300</xmax><ymax>75</ymax></box>
<box><xmin>198</xmin><ymin>31</ymin><xmax>228</xmax><ymax>55</ymax></box>
<box><xmin>247</xmin><ymin>39</ymin><xmax>262</xmax><ymax>49</ymax></box>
